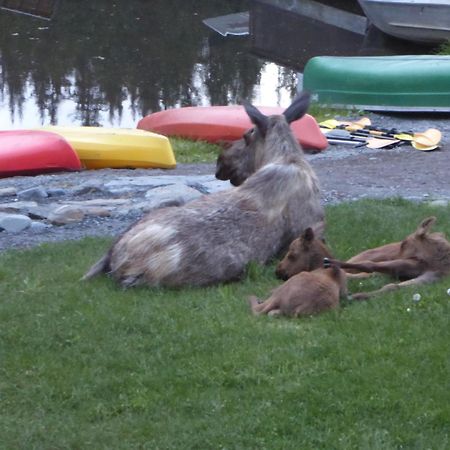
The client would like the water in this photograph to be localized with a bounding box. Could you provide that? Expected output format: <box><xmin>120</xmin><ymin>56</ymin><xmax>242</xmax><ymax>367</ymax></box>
<box><xmin>0</xmin><ymin>0</ymin><xmax>433</xmax><ymax>130</ymax></box>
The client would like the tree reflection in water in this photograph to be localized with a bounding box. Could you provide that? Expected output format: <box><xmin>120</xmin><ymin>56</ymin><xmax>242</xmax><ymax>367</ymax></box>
<box><xmin>1</xmin><ymin>0</ymin><xmax>295</xmax><ymax>127</ymax></box>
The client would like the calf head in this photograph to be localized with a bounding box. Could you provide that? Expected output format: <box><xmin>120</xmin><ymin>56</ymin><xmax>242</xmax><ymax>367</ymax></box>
<box><xmin>276</xmin><ymin>223</ymin><xmax>331</xmax><ymax>280</ymax></box>
<box><xmin>215</xmin><ymin>92</ymin><xmax>311</xmax><ymax>186</ymax></box>
<box><xmin>399</xmin><ymin>216</ymin><xmax>450</xmax><ymax>268</ymax></box>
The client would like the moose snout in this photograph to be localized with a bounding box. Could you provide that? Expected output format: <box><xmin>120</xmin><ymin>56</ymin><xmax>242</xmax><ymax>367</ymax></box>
<box><xmin>275</xmin><ymin>265</ymin><xmax>289</xmax><ymax>280</ymax></box>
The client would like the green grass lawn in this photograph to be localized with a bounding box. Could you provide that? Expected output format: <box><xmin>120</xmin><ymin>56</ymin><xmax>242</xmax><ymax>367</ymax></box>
<box><xmin>1</xmin><ymin>199</ymin><xmax>450</xmax><ymax>449</ymax></box>
<box><xmin>171</xmin><ymin>138</ymin><xmax>222</xmax><ymax>164</ymax></box>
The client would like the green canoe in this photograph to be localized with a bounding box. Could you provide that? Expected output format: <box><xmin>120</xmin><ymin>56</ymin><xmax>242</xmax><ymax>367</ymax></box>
<box><xmin>303</xmin><ymin>55</ymin><xmax>450</xmax><ymax>112</ymax></box>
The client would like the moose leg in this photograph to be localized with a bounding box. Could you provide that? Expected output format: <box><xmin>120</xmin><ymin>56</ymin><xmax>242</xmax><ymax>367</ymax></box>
<box><xmin>248</xmin><ymin>295</ymin><xmax>279</xmax><ymax>315</ymax></box>
<box><xmin>328</xmin><ymin>258</ymin><xmax>422</xmax><ymax>279</ymax></box>
<box><xmin>351</xmin><ymin>271</ymin><xmax>440</xmax><ymax>300</ymax></box>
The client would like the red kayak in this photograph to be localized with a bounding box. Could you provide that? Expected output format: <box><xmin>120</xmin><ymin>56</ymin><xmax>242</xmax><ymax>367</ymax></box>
<box><xmin>137</xmin><ymin>105</ymin><xmax>328</xmax><ymax>151</ymax></box>
<box><xmin>0</xmin><ymin>130</ymin><xmax>82</xmax><ymax>178</ymax></box>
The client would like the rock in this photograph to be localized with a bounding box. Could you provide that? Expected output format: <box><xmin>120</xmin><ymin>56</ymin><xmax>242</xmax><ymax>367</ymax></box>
<box><xmin>72</xmin><ymin>181</ymin><xmax>105</xmax><ymax>195</ymax></box>
<box><xmin>17</xmin><ymin>186</ymin><xmax>48</xmax><ymax>201</ymax></box>
<box><xmin>0</xmin><ymin>201</ymin><xmax>38</xmax><ymax>214</ymax></box>
<box><xmin>82</xmin><ymin>206</ymin><xmax>111</xmax><ymax>217</ymax></box>
<box><xmin>0</xmin><ymin>187</ymin><xmax>17</xmax><ymax>197</ymax></box>
<box><xmin>25</xmin><ymin>205</ymin><xmax>53</xmax><ymax>220</ymax></box>
<box><xmin>0</xmin><ymin>213</ymin><xmax>32</xmax><ymax>233</ymax></box>
<box><xmin>64</xmin><ymin>198</ymin><xmax>129</xmax><ymax>207</ymax></box>
<box><xmin>104</xmin><ymin>186</ymin><xmax>137</xmax><ymax>196</ymax></box>
<box><xmin>30</xmin><ymin>221</ymin><xmax>51</xmax><ymax>233</ymax></box>
<box><xmin>48</xmin><ymin>205</ymin><xmax>85</xmax><ymax>225</ymax></box>
<box><xmin>201</xmin><ymin>179</ymin><xmax>232</xmax><ymax>194</ymax></box>
<box><xmin>47</xmin><ymin>188</ymin><xmax>68</xmax><ymax>197</ymax></box>
<box><xmin>105</xmin><ymin>175</ymin><xmax>177</xmax><ymax>189</ymax></box>
<box><xmin>144</xmin><ymin>183</ymin><xmax>202</xmax><ymax>210</ymax></box>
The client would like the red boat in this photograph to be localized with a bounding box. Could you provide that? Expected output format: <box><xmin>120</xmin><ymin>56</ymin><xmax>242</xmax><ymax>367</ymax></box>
<box><xmin>0</xmin><ymin>130</ymin><xmax>82</xmax><ymax>178</ymax></box>
<box><xmin>137</xmin><ymin>105</ymin><xmax>328</xmax><ymax>151</ymax></box>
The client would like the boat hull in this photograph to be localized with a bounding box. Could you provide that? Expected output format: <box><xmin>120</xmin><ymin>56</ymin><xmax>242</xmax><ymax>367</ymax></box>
<box><xmin>357</xmin><ymin>0</ymin><xmax>450</xmax><ymax>43</ymax></box>
<box><xmin>304</xmin><ymin>55</ymin><xmax>450</xmax><ymax>112</ymax></box>
<box><xmin>0</xmin><ymin>130</ymin><xmax>81</xmax><ymax>178</ymax></box>
<box><xmin>137</xmin><ymin>106</ymin><xmax>328</xmax><ymax>151</ymax></box>
<box><xmin>40</xmin><ymin>127</ymin><xmax>176</xmax><ymax>170</ymax></box>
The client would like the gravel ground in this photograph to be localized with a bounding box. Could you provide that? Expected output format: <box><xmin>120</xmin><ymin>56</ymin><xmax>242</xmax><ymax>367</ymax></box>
<box><xmin>0</xmin><ymin>112</ymin><xmax>449</xmax><ymax>252</ymax></box>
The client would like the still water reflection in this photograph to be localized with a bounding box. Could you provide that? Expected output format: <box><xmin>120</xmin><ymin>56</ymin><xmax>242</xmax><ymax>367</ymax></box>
<box><xmin>1</xmin><ymin>0</ymin><xmax>294</xmax><ymax>129</ymax></box>
<box><xmin>0</xmin><ymin>0</ymin><xmax>434</xmax><ymax>130</ymax></box>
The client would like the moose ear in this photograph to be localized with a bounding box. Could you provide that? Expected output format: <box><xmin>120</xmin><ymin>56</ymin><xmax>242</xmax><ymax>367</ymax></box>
<box><xmin>243</xmin><ymin>101</ymin><xmax>269</xmax><ymax>136</ymax></box>
<box><xmin>416</xmin><ymin>216</ymin><xmax>436</xmax><ymax>237</ymax></box>
<box><xmin>283</xmin><ymin>91</ymin><xmax>311</xmax><ymax>124</ymax></box>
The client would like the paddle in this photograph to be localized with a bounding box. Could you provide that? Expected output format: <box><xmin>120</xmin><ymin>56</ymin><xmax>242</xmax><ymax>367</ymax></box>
<box><xmin>322</xmin><ymin>129</ymin><xmax>400</xmax><ymax>149</ymax></box>
<box><xmin>320</xmin><ymin>119</ymin><xmax>441</xmax><ymax>150</ymax></box>
<box><xmin>319</xmin><ymin>117</ymin><xmax>371</xmax><ymax>131</ymax></box>
<box><xmin>411</xmin><ymin>128</ymin><xmax>442</xmax><ymax>151</ymax></box>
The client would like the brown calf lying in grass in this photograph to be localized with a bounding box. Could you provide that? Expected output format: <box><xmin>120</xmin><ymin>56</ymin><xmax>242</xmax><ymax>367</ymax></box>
<box><xmin>326</xmin><ymin>216</ymin><xmax>450</xmax><ymax>300</ymax></box>
<box><xmin>249</xmin><ymin>226</ymin><xmax>348</xmax><ymax>317</ymax></box>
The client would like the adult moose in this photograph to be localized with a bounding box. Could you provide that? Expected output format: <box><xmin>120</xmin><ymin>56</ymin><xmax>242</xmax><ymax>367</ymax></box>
<box><xmin>83</xmin><ymin>92</ymin><xmax>324</xmax><ymax>287</ymax></box>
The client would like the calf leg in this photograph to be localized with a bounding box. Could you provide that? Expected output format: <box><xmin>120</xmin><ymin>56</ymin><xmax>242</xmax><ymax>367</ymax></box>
<box><xmin>327</xmin><ymin>258</ymin><xmax>423</xmax><ymax>280</ymax></box>
<box><xmin>351</xmin><ymin>271</ymin><xmax>440</xmax><ymax>300</ymax></box>
<box><xmin>248</xmin><ymin>295</ymin><xmax>280</xmax><ymax>315</ymax></box>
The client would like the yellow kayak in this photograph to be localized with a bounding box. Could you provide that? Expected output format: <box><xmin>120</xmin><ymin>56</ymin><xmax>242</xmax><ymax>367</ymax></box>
<box><xmin>39</xmin><ymin>126</ymin><xmax>176</xmax><ymax>170</ymax></box>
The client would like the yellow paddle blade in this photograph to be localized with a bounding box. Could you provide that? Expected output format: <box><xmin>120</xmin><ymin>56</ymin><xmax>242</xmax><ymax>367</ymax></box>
<box><xmin>394</xmin><ymin>133</ymin><xmax>413</xmax><ymax>141</ymax></box>
<box><xmin>345</xmin><ymin>124</ymin><xmax>363</xmax><ymax>131</ymax></box>
<box><xmin>414</xmin><ymin>128</ymin><xmax>442</xmax><ymax>147</ymax></box>
<box><xmin>344</xmin><ymin>117</ymin><xmax>371</xmax><ymax>131</ymax></box>
<box><xmin>353</xmin><ymin>117</ymin><xmax>371</xmax><ymax>128</ymax></box>
<box><xmin>319</xmin><ymin>119</ymin><xmax>340</xmax><ymax>129</ymax></box>
<box><xmin>411</xmin><ymin>141</ymin><xmax>439</xmax><ymax>152</ymax></box>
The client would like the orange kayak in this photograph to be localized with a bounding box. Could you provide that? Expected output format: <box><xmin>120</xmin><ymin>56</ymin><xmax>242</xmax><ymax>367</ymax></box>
<box><xmin>0</xmin><ymin>130</ymin><xmax>81</xmax><ymax>178</ymax></box>
<box><xmin>137</xmin><ymin>105</ymin><xmax>328</xmax><ymax>151</ymax></box>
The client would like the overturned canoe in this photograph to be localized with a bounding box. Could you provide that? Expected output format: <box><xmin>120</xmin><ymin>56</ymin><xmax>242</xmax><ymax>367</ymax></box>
<box><xmin>0</xmin><ymin>130</ymin><xmax>81</xmax><ymax>178</ymax></box>
<box><xmin>304</xmin><ymin>55</ymin><xmax>450</xmax><ymax>112</ymax></box>
<box><xmin>137</xmin><ymin>105</ymin><xmax>328</xmax><ymax>151</ymax></box>
<box><xmin>40</xmin><ymin>126</ymin><xmax>176</xmax><ymax>170</ymax></box>
<box><xmin>357</xmin><ymin>0</ymin><xmax>450</xmax><ymax>44</ymax></box>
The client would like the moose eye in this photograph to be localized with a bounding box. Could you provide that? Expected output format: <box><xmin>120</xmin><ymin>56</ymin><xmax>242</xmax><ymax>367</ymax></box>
<box><xmin>244</xmin><ymin>128</ymin><xmax>255</xmax><ymax>145</ymax></box>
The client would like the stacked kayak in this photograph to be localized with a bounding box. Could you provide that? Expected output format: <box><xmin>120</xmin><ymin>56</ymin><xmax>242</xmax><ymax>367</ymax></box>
<box><xmin>40</xmin><ymin>126</ymin><xmax>176</xmax><ymax>170</ymax></box>
<box><xmin>137</xmin><ymin>105</ymin><xmax>328</xmax><ymax>151</ymax></box>
<box><xmin>304</xmin><ymin>55</ymin><xmax>450</xmax><ymax>112</ymax></box>
<box><xmin>0</xmin><ymin>130</ymin><xmax>81</xmax><ymax>178</ymax></box>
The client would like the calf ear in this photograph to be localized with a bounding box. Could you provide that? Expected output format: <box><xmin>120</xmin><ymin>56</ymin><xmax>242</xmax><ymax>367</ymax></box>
<box><xmin>302</xmin><ymin>227</ymin><xmax>315</xmax><ymax>242</ymax></box>
<box><xmin>416</xmin><ymin>216</ymin><xmax>436</xmax><ymax>237</ymax></box>
<box><xmin>243</xmin><ymin>101</ymin><xmax>268</xmax><ymax>136</ymax></box>
<box><xmin>283</xmin><ymin>91</ymin><xmax>311</xmax><ymax>124</ymax></box>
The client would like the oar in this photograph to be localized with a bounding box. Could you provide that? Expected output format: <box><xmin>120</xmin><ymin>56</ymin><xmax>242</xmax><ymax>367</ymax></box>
<box><xmin>320</xmin><ymin>118</ymin><xmax>416</xmax><ymax>139</ymax></box>
<box><xmin>321</xmin><ymin>125</ymin><xmax>441</xmax><ymax>150</ymax></box>
<box><xmin>322</xmin><ymin>129</ymin><xmax>367</xmax><ymax>145</ymax></box>
<box><xmin>319</xmin><ymin>117</ymin><xmax>371</xmax><ymax>130</ymax></box>
<box><xmin>322</xmin><ymin>129</ymin><xmax>400</xmax><ymax>148</ymax></box>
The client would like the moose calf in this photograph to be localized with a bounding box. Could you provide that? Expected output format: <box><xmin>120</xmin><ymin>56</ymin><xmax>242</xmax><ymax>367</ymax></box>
<box><xmin>249</xmin><ymin>227</ymin><xmax>347</xmax><ymax>317</ymax></box>
<box><xmin>327</xmin><ymin>216</ymin><xmax>450</xmax><ymax>299</ymax></box>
